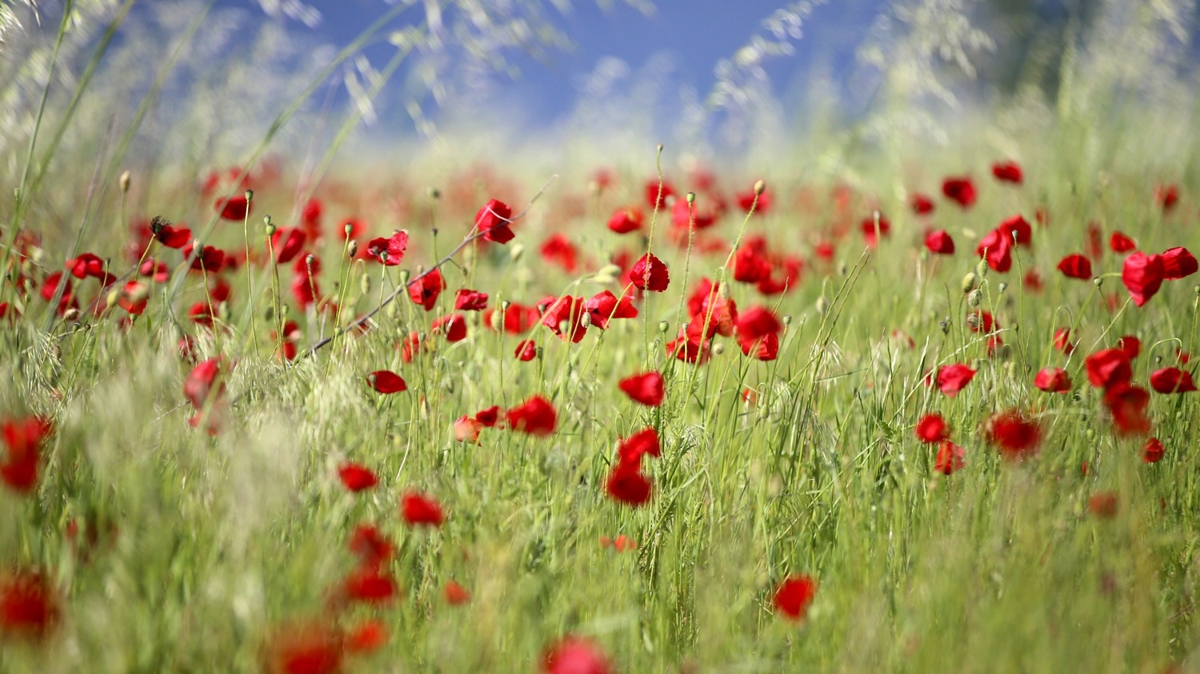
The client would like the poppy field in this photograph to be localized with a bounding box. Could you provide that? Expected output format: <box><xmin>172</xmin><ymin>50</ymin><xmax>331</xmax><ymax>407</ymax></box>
<box><xmin>4</xmin><ymin>1</ymin><xmax>1200</xmax><ymax>673</ymax></box>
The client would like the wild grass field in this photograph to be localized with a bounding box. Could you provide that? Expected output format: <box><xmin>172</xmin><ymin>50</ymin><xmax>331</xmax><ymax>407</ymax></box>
<box><xmin>3</xmin><ymin>0</ymin><xmax>1200</xmax><ymax>672</ymax></box>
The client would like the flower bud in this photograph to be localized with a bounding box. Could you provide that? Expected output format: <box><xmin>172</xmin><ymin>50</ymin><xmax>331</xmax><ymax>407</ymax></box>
<box><xmin>974</xmin><ymin>259</ymin><xmax>988</xmax><ymax>279</ymax></box>
<box><xmin>244</xmin><ymin>189</ymin><xmax>254</xmax><ymax>202</ymax></box>
<box><xmin>658</xmin><ymin>320</ymin><xmax>669</xmax><ymax>334</ymax></box>
<box><xmin>686</xmin><ymin>191</ymin><xmax>696</xmax><ymax>205</ymax></box>
<box><xmin>510</xmin><ymin>244</ymin><xmax>525</xmax><ymax>262</ymax></box>
<box><xmin>119</xmin><ymin>171</ymin><xmax>131</xmax><ymax>193</ymax></box>
<box><xmin>347</xmin><ymin>240</ymin><xmax>358</xmax><ymax>258</ymax></box>
<box><xmin>815</xmin><ymin>296</ymin><xmax>829</xmax><ymax>314</ymax></box>
<box><xmin>360</xmin><ymin>274</ymin><xmax>371</xmax><ymax>295</ymax></box>
<box><xmin>961</xmin><ymin>272</ymin><xmax>978</xmax><ymax>294</ymax></box>
<box><xmin>754</xmin><ymin>180</ymin><xmax>766</xmax><ymax>196</ymax></box>
<box><xmin>967</xmin><ymin>289</ymin><xmax>982</xmax><ymax>307</ymax></box>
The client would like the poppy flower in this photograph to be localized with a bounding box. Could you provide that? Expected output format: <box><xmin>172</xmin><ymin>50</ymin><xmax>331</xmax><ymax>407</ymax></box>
<box><xmin>432</xmin><ymin>314</ymin><xmax>468</xmax><ymax>343</ymax></box>
<box><xmin>118</xmin><ymin>280</ymin><xmax>149</xmax><ymax>315</ymax></box>
<box><xmin>515</xmin><ymin>340</ymin><xmax>538</xmax><ymax>361</ymax></box>
<box><xmin>915</xmin><ymin>413</ymin><xmax>949</xmax><ymax>443</ymax></box>
<box><xmin>155</xmin><ymin>224</ymin><xmax>192</xmax><ymax>249</ymax></box>
<box><xmin>736</xmin><ymin>305</ymin><xmax>782</xmax><ymax>343</ymax></box>
<box><xmin>264</xmin><ymin>621</ymin><xmax>343</xmax><ymax>674</ymax></box>
<box><xmin>911</xmin><ymin>193</ymin><xmax>935</xmax><ymax>215</ymax></box>
<box><xmin>667</xmin><ymin>331</ymin><xmax>711</xmax><ymax>365</ymax></box>
<box><xmin>619</xmin><ymin>372</ymin><xmax>665</xmax><ymax>407</ymax></box>
<box><xmin>1088</xmin><ymin>492</ymin><xmax>1118</xmax><ymax>519</ymax></box>
<box><xmin>453</xmin><ymin>415</ymin><xmax>483</xmax><ymax>443</ymax></box>
<box><xmin>630</xmin><ymin>253</ymin><xmax>670</xmax><ymax>292</ymax></box>
<box><xmin>1057</xmin><ymin>254</ymin><xmax>1092</xmax><ymax>280</ymax></box>
<box><xmin>986</xmin><ymin>410</ymin><xmax>1042</xmax><ymax>460</ymax></box>
<box><xmin>401</xmin><ymin>491</ymin><xmax>444</xmax><ymax>527</ymax></box>
<box><xmin>365</xmin><ymin>230</ymin><xmax>408</xmax><ymax>266</ymax></box>
<box><xmin>584</xmin><ymin>290</ymin><xmax>638</xmax><ymax>330</ymax></box>
<box><xmin>967</xmin><ymin>310</ymin><xmax>999</xmax><ymax>334</ymax></box>
<box><xmin>860</xmin><ymin>214</ymin><xmax>892</xmax><ymax>247</ymax></box>
<box><xmin>1142</xmin><ymin>437</ymin><xmax>1165</xmax><ymax>464</ymax></box>
<box><xmin>934</xmin><ymin>440</ymin><xmax>966</xmax><ymax>475</ymax></box>
<box><xmin>408</xmin><ymin>269</ymin><xmax>445</xmax><ymax>312</ymax></box>
<box><xmin>1</xmin><ymin>417</ymin><xmax>50</xmax><ymax>494</ymax></box>
<box><xmin>1155</xmin><ymin>184</ymin><xmax>1180</xmax><ymax>212</ymax></box>
<box><xmin>1110</xmin><ymin>232</ymin><xmax>1136</xmax><ymax>253</ymax></box>
<box><xmin>454</xmin><ymin>289</ymin><xmax>488</xmax><ymax>311</ymax></box>
<box><xmin>338</xmin><ymin>463</ymin><xmax>378</xmax><ymax>492</ymax></box>
<box><xmin>772</xmin><ymin>574</ymin><xmax>817</xmax><ymax>621</ymax></box>
<box><xmin>506</xmin><ymin>396</ymin><xmax>557</xmax><ymax>436</ymax></box>
<box><xmin>992</xmin><ymin>161</ymin><xmax>1023</xmax><ymax>184</ymax></box>
<box><xmin>924</xmin><ymin>230</ymin><xmax>955</xmax><ymax>255</ymax></box>
<box><xmin>339</xmin><ymin>218</ymin><xmax>366</xmax><ymax>242</ymax></box>
<box><xmin>444</xmin><ymin>581</ymin><xmax>470</xmax><ymax>606</ymax></box>
<box><xmin>942</xmin><ymin>177</ymin><xmax>977</xmax><ymax>208</ymax></box>
<box><xmin>341</xmin><ymin>567</ymin><xmax>398</xmax><ymax>605</ymax></box>
<box><xmin>1034</xmin><ymin>367</ymin><xmax>1072</xmax><ymax>393</ymax></box>
<box><xmin>348</xmin><ymin>524</ymin><xmax>393</xmax><ymax>567</ymax></box>
<box><xmin>645</xmin><ymin>180</ymin><xmax>675</xmax><ymax>209</ymax></box>
<box><xmin>541</xmin><ymin>637</ymin><xmax>614</xmax><ymax>674</ymax></box>
<box><xmin>345</xmin><ymin>620</ymin><xmax>388</xmax><ymax>653</ymax></box>
<box><xmin>601</xmin><ymin>534</ymin><xmax>637</xmax><ymax>552</ymax></box>
<box><xmin>617</xmin><ymin>428</ymin><xmax>661</xmax><ymax>465</ymax></box>
<box><xmin>1117</xmin><ymin>335</ymin><xmax>1141</xmax><ymax>360</ymax></box>
<box><xmin>540</xmin><ymin>296</ymin><xmax>588</xmax><ymax>343</ymax></box>
<box><xmin>139</xmin><ymin>260</ymin><xmax>170</xmax><ymax>283</ymax></box>
<box><xmin>1053</xmin><ymin>328</ymin><xmax>1075</xmax><ymax>355</ymax></box>
<box><xmin>476</xmin><ymin>199</ymin><xmax>515</xmax><ymax>244</ymax></box>
<box><xmin>732</xmin><ymin>245</ymin><xmax>771</xmax><ymax>283</ymax></box>
<box><xmin>0</xmin><ymin>570</ymin><xmax>58</xmax><ymax>639</ymax></box>
<box><xmin>740</xmin><ymin>332</ymin><xmax>779</xmax><ymax>361</ymax></box>
<box><xmin>368</xmin><ymin>370</ymin><xmax>407</xmax><ymax>394</ymax></box>
<box><xmin>1023</xmin><ymin>269</ymin><xmax>1044</xmax><ymax>292</ymax></box>
<box><xmin>1103</xmin><ymin>382</ymin><xmax>1152</xmax><ymax>436</ymax></box>
<box><xmin>1149</xmin><ymin>367</ymin><xmax>1197</xmax><ymax>394</ymax></box>
<box><xmin>737</xmin><ymin>186</ymin><xmax>770</xmax><ymax>215</ymax></box>
<box><xmin>215</xmin><ymin>195</ymin><xmax>249</xmax><ymax>221</ymax></box>
<box><xmin>976</xmin><ymin>228</ymin><xmax>1013</xmax><ymax>272</ymax></box>
<box><xmin>935</xmin><ymin>364</ymin><xmax>976</xmax><ymax>397</ymax></box>
<box><xmin>66</xmin><ymin>252</ymin><xmax>106</xmax><ymax>280</ymax></box>
<box><xmin>475</xmin><ymin>406</ymin><xmax>500</xmax><ymax>427</ymax></box>
<box><xmin>184</xmin><ymin>357</ymin><xmax>225</xmax><ymax>410</ymax></box>
<box><xmin>183</xmin><ymin>242</ymin><xmax>228</xmax><ymax>273</ymax></box>
<box><xmin>1162</xmin><ymin>247</ymin><xmax>1198</xmax><ymax>280</ymax></box>
<box><xmin>292</xmin><ymin>255</ymin><xmax>321</xmax><ymax>308</ymax></box>
<box><xmin>269</xmin><ymin>227</ymin><xmax>308</xmax><ymax>264</ymax></box>
<box><xmin>1122</xmin><ymin>252</ymin><xmax>1165</xmax><ymax>306</ymax></box>
<box><xmin>605</xmin><ymin>462</ymin><xmax>653</xmax><ymax>506</ymax></box>
<box><xmin>540</xmin><ymin>234</ymin><xmax>580</xmax><ymax>273</ymax></box>
<box><xmin>607</xmin><ymin>206</ymin><xmax>643</xmax><ymax>234</ymax></box>
<box><xmin>1085</xmin><ymin>349</ymin><xmax>1132</xmax><ymax>389</ymax></box>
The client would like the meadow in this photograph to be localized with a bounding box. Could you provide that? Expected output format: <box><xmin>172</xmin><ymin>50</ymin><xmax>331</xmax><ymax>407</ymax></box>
<box><xmin>3</xmin><ymin>1</ymin><xmax>1200</xmax><ymax>672</ymax></box>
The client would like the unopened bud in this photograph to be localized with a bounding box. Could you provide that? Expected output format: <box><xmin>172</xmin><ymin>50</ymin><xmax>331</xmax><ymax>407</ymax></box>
<box><xmin>1093</xmin><ymin>277</ymin><xmax>1103</xmax><ymax>288</ymax></box>
<box><xmin>119</xmin><ymin>171</ymin><xmax>131</xmax><ymax>193</ymax></box>
<box><xmin>961</xmin><ymin>272</ymin><xmax>978</xmax><ymax>294</ymax></box>
<box><xmin>510</xmin><ymin>244</ymin><xmax>525</xmax><ymax>262</ymax></box>
<box><xmin>265</xmin><ymin>222</ymin><xmax>277</xmax><ymax>237</ymax></box>
<box><xmin>344</xmin><ymin>222</ymin><xmax>353</xmax><ymax>238</ymax></box>
<box><xmin>815</xmin><ymin>296</ymin><xmax>829</xmax><ymax>314</ymax></box>
<box><xmin>398</xmin><ymin>270</ymin><xmax>411</xmax><ymax>286</ymax></box>
<box><xmin>580</xmin><ymin>312</ymin><xmax>592</xmax><ymax>328</ymax></box>
<box><xmin>360</xmin><ymin>274</ymin><xmax>371</xmax><ymax>295</ymax></box>
<box><xmin>63</xmin><ymin>308</ymin><xmax>79</xmax><ymax>322</ymax></box>
<box><xmin>347</xmin><ymin>240</ymin><xmax>358</xmax><ymax>258</ymax></box>
<box><xmin>656</xmin><ymin>143</ymin><xmax>664</xmax><ymax>153</ymax></box>
<box><xmin>658</xmin><ymin>320</ymin><xmax>669</xmax><ymax>334</ymax></box>
<box><xmin>998</xmin><ymin>282</ymin><xmax>1008</xmax><ymax>294</ymax></box>
<box><xmin>974</xmin><ymin>259</ymin><xmax>988</xmax><ymax>279</ymax></box>
<box><xmin>244</xmin><ymin>189</ymin><xmax>254</xmax><ymax>202</ymax></box>
<box><xmin>967</xmin><ymin>289</ymin><xmax>982</xmax><ymax>307</ymax></box>
<box><xmin>782</xmin><ymin>315</ymin><xmax>792</xmax><ymax>326</ymax></box>
<box><xmin>106</xmin><ymin>289</ymin><xmax>119</xmax><ymax>309</ymax></box>
<box><xmin>686</xmin><ymin>191</ymin><xmax>696</xmax><ymax>205</ymax></box>
<box><xmin>753</xmin><ymin>179</ymin><xmax>766</xmax><ymax>196</ymax></box>
<box><xmin>712</xmin><ymin>342</ymin><xmax>725</xmax><ymax>356</ymax></box>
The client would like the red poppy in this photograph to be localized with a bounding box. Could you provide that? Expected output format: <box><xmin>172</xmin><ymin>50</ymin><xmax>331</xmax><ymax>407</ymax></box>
<box><xmin>1149</xmin><ymin>367</ymin><xmax>1197</xmax><ymax>394</ymax></box>
<box><xmin>740</xmin><ymin>332</ymin><xmax>779</xmax><ymax>361</ymax></box>
<box><xmin>911</xmin><ymin>193</ymin><xmax>935</xmax><ymax>215</ymax></box>
<box><xmin>584</xmin><ymin>290</ymin><xmax>638</xmax><ymax>330</ymax></box>
<box><xmin>736</xmin><ymin>305</ymin><xmax>782</xmax><ymax>343</ymax></box>
<box><xmin>1</xmin><ymin>417</ymin><xmax>50</xmax><ymax>494</ymax></box>
<box><xmin>732</xmin><ymin>245</ymin><xmax>772</xmax><ymax>283</ymax></box>
<box><xmin>349</xmin><ymin>524</ymin><xmax>393</xmax><ymax>567</ymax></box>
<box><xmin>976</xmin><ymin>228</ymin><xmax>1013</xmax><ymax>272</ymax></box>
<box><xmin>1122</xmin><ymin>252</ymin><xmax>1165</xmax><ymax>306</ymax></box>
<box><xmin>601</xmin><ymin>534</ymin><xmax>637</xmax><ymax>552</ymax></box>
<box><xmin>0</xmin><ymin>570</ymin><xmax>58</xmax><ymax>639</ymax></box>
<box><xmin>1103</xmin><ymin>382</ymin><xmax>1152</xmax><ymax>436</ymax></box>
<box><xmin>118</xmin><ymin>280</ymin><xmax>149</xmax><ymax>315</ymax></box>
<box><xmin>515</xmin><ymin>340</ymin><xmax>538</xmax><ymax>361</ymax></box>
<box><xmin>432</xmin><ymin>314</ymin><xmax>468</xmax><ymax>343</ymax></box>
<box><xmin>737</xmin><ymin>186</ymin><xmax>770</xmax><ymax>215</ymax></box>
<box><xmin>942</xmin><ymin>177</ymin><xmax>977</xmax><ymax>208</ymax></box>
<box><xmin>1023</xmin><ymin>269</ymin><xmax>1044</xmax><ymax>292</ymax></box>
<box><xmin>619</xmin><ymin>371</ymin><xmax>665</xmax><ymax>407</ymax></box>
<box><xmin>935</xmin><ymin>364</ymin><xmax>976</xmax><ymax>397</ymax></box>
<box><xmin>1085</xmin><ymin>223</ymin><xmax>1103</xmax><ymax>259</ymax></box>
<box><xmin>630</xmin><ymin>253</ymin><xmax>670</xmax><ymax>292</ymax></box>
<box><xmin>1088</xmin><ymin>492</ymin><xmax>1118</xmax><ymax>519</ymax></box>
<box><xmin>1085</xmin><ymin>349</ymin><xmax>1132</xmax><ymax>389</ymax></box>
<box><xmin>454</xmin><ymin>289</ymin><xmax>488</xmax><ymax>311</ymax></box>
<box><xmin>155</xmin><ymin>224</ymin><xmax>192</xmax><ymax>249</ymax></box>
<box><xmin>605</xmin><ymin>462</ymin><xmax>653</xmax><ymax>506</ymax></box>
<box><xmin>338</xmin><ymin>463</ymin><xmax>378</xmax><ymax>492</ymax></box>
<box><xmin>453</xmin><ymin>415</ymin><xmax>483</xmax><ymax>443</ymax></box>
<box><xmin>992</xmin><ymin>161</ymin><xmax>1023</xmax><ymax>184</ymax></box>
<box><xmin>264</xmin><ymin>621</ymin><xmax>343</xmax><ymax>674</ymax></box>
<box><xmin>540</xmin><ymin>296</ymin><xmax>588</xmax><ymax>343</ymax></box>
<box><xmin>269</xmin><ymin>227</ymin><xmax>308</xmax><ymax>264</ymax></box>
<box><xmin>860</xmin><ymin>214</ymin><xmax>892</xmax><ymax>247</ymax></box>
<box><xmin>1034</xmin><ymin>367</ymin><xmax>1072</xmax><ymax>393</ymax></box>
<box><xmin>506</xmin><ymin>396</ymin><xmax>557</xmax><ymax>436</ymax></box>
<box><xmin>292</xmin><ymin>255</ymin><xmax>321</xmax><ymax>308</ymax></box>
<box><xmin>184</xmin><ymin>357</ymin><xmax>225</xmax><ymax>410</ymax></box>
<box><xmin>408</xmin><ymin>269</ymin><xmax>445</xmax><ymax>312</ymax></box>
<box><xmin>476</xmin><ymin>199</ymin><xmax>515</xmax><ymax>244</ymax></box>
<box><xmin>645</xmin><ymin>179</ymin><xmax>675</xmax><ymax>209</ymax></box>
<box><xmin>772</xmin><ymin>574</ymin><xmax>817</xmax><ymax>620</ymax></box>
<box><xmin>368</xmin><ymin>370</ymin><xmax>407</xmax><ymax>394</ymax></box>
<box><xmin>139</xmin><ymin>260</ymin><xmax>170</xmax><ymax>283</ymax></box>
<box><xmin>617</xmin><ymin>428</ymin><xmax>661</xmax><ymax>465</ymax></box>
<box><xmin>475</xmin><ymin>406</ymin><xmax>499</xmax><ymax>427</ymax></box>
<box><xmin>486</xmin><ymin>302</ymin><xmax>539</xmax><ymax>335</ymax></box>
<box><xmin>540</xmin><ymin>234</ymin><xmax>580</xmax><ymax>273</ymax></box>
<box><xmin>967</xmin><ymin>310</ymin><xmax>999</xmax><ymax>334</ymax></box>
<box><xmin>345</xmin><ymin>620</ymin><xmax>387</xmax><ymax>654</ymax></box>
<box><xmin>986</xmin><ymin>410</ymin><xmax>1042</xmax><ymax>460</ymax></box>
<box><xmin>339</xmin><ymin>218</ymin><xmax>366</xmax><ymax>242</ymax></box>
<box><xmin>444</xmin><ymin>580</ymin><xmax>470</xmax><ymax>606</ymax></box>
<box><xmin>1109</xmin><ymin>232</ymin><xmax>1136</xmax><ymax>253</ymax></box>
<box><xmin>365</xmin><ymin>230</ymin><xmax>408</xmax><ymax>266</ymax></box>
<box><xmin>66</xmin><ymin>252</ymin><xmax>106</xmax><ymax>280</ymax></box>
<box><xmin>1143</xmin><ymin>437</ymin><xmax>1165</xmax><ymax>463</ymax></box>
<box><xmin>1162</xmin><ymin>247</ymin><xmax>1198</xmax><ymax>280</ymax></box>
<box><xmin>667</xmin><ymin>331</ymin><xmax>711</xmax><ymax>365</ymax></box>
<box><xmin>1155</xmin><ymin>184</ymin><xmax>1180</xmax><ymax>212</ymax></box>
<box><xmin>915</xmin><ymin>413</ymin><xmax>949</xmax><ymax>443</ymax></box>
<box><xmin>607</xmin><ymin>206</ymin><xmax>643</xmax><ymax>234</ymax></box>
<box><xmin>1057</xmin><ymin>254</ymin><xmax>1092</xmax><ymax>280</ymax></box>
<box><xmin>183</xmin><ymin>242</ymin><xmax>228</xmax><ymax>273</ymax></box>
<box><xmin>401</xmin><ymin>491</ymin><xmax>444</xmax><ymax>527</ymax></box>
<box><xmin>924</xmin><ymin>230</ymin><xmax>955</xmax><ymax>255</ymax></box>
<box><xmin>542</xmin><ymin>637</ymin><xmax>614</xmax><ymax>674</ymax></box>
<box><xmin>934</xmin><ymin>440</ymin><xmax>965</xmax><ymax>475</ymax></box>
<box><xmin>341</xmin><ymin>566</ymin><xmax>398</xmax><ymax>605</ymax></box>
<box><xmin>215</xmin><ymin>195</ymin><xmax>249</xmax><ymax>221</ymax></box>
<box><xmin>1053</xmin><ymin>328</ymin><xmax>1075</xmax><ymax>355</ymax></box>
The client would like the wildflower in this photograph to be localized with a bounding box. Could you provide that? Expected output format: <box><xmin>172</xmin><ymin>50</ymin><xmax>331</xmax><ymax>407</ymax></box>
<box><xmin>617</xmin><ymin>429</ymin><xmax>661</xmax><ymax>465</ymax></box>
<box><xmin>630</xmin><ymin>253</ymin><xmax>670</xmax><ymax>292</ymax></box>
<box><xmin>924</xmin><ymin>230</ymin><xmax>955</xmax><ymax>255</ymax></box>
<box><xmin>432</xmin><ymin>314</ymin><xmax>468</xmax><ymax>343</ymax></box>
<box><xmin>338</xmin><ymin>463</ymin><xmax>378</xmax><ymax>492</ymax></box>
<box><xmin>540</xmin><ymin>234</ymin><xmax>580</xmax><ymax>273</ymax></box>
<box><xmin>454</xmin><ymin>289</ymin><xmax>488</xmax><ymax>311</ymax></box>
<box><xmin>1143</xmin><ymin>437</ymin><xmax>1165</xmax><ymax>463</ymax></box>
<box><xmin>1085</xmin><ymin>349</ymin><xmax>1132</xmax><ymax>390</ymax></box>
<box><xmin>934</xmin><ymin>440</ymin><xmax>966</xmax><ymax>475</ymax></box>
<box><xmin>1122</xmin><ymin>252</ymin><xmax>1165</xmax><ymax>306</ymax></box>
<box><xmin>1155</xmin><ymin>184</ymin><xmax>1180</xmax><ymax>212</ymax></box>
<box><xmin>607</xmin><ymin>206</ymin><xmax>643</xmax><ymax>234</ymax></box>
<box><xmin>1034</xmin><ymin>367</ymin><xmax>1072</xmax><ymax>393</ymax></box>
<box><xmin>911</xmin><ymin>193</ymin><xmax>935</xmax><ymax>214</ymax></box>
<box><xmin>772</xmin><ymin>574</ymin><xmax>817</xmax><ymax>621</ymax></box>
<box><xmin>540</xmin><ymin>296</ymin><xmax>588</xmax><ymax>343</ymax></box>
<box><xmin>601</xmin><ymin>535</ymin><xmax>637</xmax><ymax>552</ymax></box>
<box><xmin>506</xmin><ymin>396</ymin><xmax>557</xmax><ymax>436</ymax></box>
<box><xmin>1149</xmin><ymin>367</ymin><xmax>1196</xmax><ymax>394</ymax></box>
<box><xmin>155</xmin><ymin>224</ymin><xmax>192</xmax><ymax>249</ymax></box>
<box><xmin>1053</xmin><ymin>328</ymin><xmax>1075</xmax><ymax>356</ymax></box>
<box><xmin>935</xmin><ymin>364</ymin><xmax>977</xmax><ymax>397</ymax></box>
<box><xmin>453</xmin><ymin>416</ymin><xmax>483</xmax><ymax>443</ymax></box>
<box><xmin>542</xmin><ymin>637</ymin><xmax>614</xmax><ymax>674</ymax></box>
<box><xmin>1057</xmin><ymin>254</ymin><xmax>1092</xmax><ymax>280</ymax></box>
<box><xmin>118</xmin><ymin>280</ymin><xmax>149</xmax><ymax>315</ymax></box>
<box><xmin>367</xmin><ymin>370</ymin><xmax>407</xmax><ymax>394</ymax></box>
<box><xmin>515</xmin><ymin>340</ymin><xmax>538</xmax><ymax>361</ymax></box>
<box><xmin>401</xmin><ymin>491</ymin><xmax>444</xmax><ymax>527</ymax></box>
<box><xmin>1103</xmin><ymin>382</ymin><xmax>1152</xmax><ymax>436</ymax></box>
<box><xmin>1117</xmin><ymin>335</ymin><xmax>1141</xmax><ymax>360</ymax></box>
<box><xmin>340</xmin><ymin>567</ymin><xmax>398</xmax><ymax>605</ymax></box>
<box><xmin>1162</xmin><ymin>247</ymin><xmax>1198</xmax><ymax>279</ymax></box>
<box><xmin>184</xmin><ymin>358</ymin><xmax>225</xmax><ymax>410</ymax></box>
<box><xmin>365</xmin><ymin>230</ymin><xmax>408</xmax><ymax>266</ymax></box>
<box><xmin>1109</xmin><ymin>232</ymin><xmax>1136</xmax><ymax>253</ymax></box>
<box><xmin>264</xmin><ymin>621</ymin><xmax>343</xmax><ymax>674</ymax></box>
<box><xmin>0</xmin><ymin>416</ymin><xmax>48</xmax><ymax>493</ymax></box>
<box><xmin>942</xmin><ymin>176</ymin><xmax>977</xmax><ymax>208</ymax></box>
<box><xmin>476</xmin><ymin>199</ymin><xmax>515</xmax><ymax>244</ymax></box>
<box><xmin>443</xmin><ymin>581</ymin><xmax>470</xmax><ymax>606</ymax></box>
<box><xmin>408</xmin><ymin>269</ymin><xmax>445</xmax><ymax>312</ymax></box>
<box><xmin>915</xmin><ymin>413</ymin><xmax>949</xmax><ymax>443</ymax></box>
<box><xmin>270</xmin><ymin>227</ymin><xmax>308</xmax><ymax>264</ymax></box>
<box><xmin>584</xmin><ymin>290</ymin><xmax>638</xmax><ymax>330</ymax></box>
<box><xmin>986</xmin><ymin>410</ymin><xmax>1042</xmax><ymax>460</ymax></box>
<box><xmin>0</xmin><ymin>570</ymin><xmax>58</xmax><ymax>640</ymax></box>
<box><xmin>645</xmin><ymin>179</ymin><xmax>675</xmax><ymax>209</ymax></box>
<box><xmin>619</xmin><ymin>372</ymin><xmax>665</xmax><ymax>407</ymax></box>
<box><xmin>992</xmin><ymin>161</ymin><xmax>1023</xmax><ymax>184</ymax></box>
<box><xmin>605</xmin><ymin>462</ymin><xmax>653</xmax><ymax>506</ymax></box>
<box><xmin>348</xmin><ymin>525</ymin><xmax>393</xmax><ymax>567</ymax></box>
<box><xmin>214</xmin><ymin>196</ymin><xmax>249</xmax><ymax>221</ymax></box>
<box><xmin>1088</xmin><ymin>492</ymin><xmax>1118</xmax><ymax>519</ymax></box>
<box><xmin>345</xmin><ymin>620</ymin><xmax>387</xmax><ymax>653</ymax></box>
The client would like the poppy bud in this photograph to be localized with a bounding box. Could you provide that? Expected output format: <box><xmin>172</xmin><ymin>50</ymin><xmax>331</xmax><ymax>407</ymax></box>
<box><xmin>961</xmin><ymin>272</ymin><xmax>978</xmax><ymax>294</ymax></box>
<box><xmin>754</xmin><ymin>180</ymin><xmax>766</xmax><ymax>196</ymax></box>
<box><xmin>264</xmin><ymin>217</ymin><xmax>276</xmax><ymax>237</ymax></box>
<box><xmin>386</xmin><ymin>303</ymin><xmax>399</xmax><ymax>320</ymax></box>
<box><xmin>510</xmin><ymin>244</ymin><xmax>525</xmax><ymax>262</ymax></box>
<box><xmin>63</xmin><ymin>308</ymin><xmax>79</xmax><ymax>321</ymax></box>
<box><xmin>998</xmin><ymin>282</ymin><xmax>1008</xmax><ymax>294</ymax></box>
<box><xmin>343</xmin><ymin>222</ymin><xmax>354</xmax><ymax>238</ymax></box>
<box><xmin>244</xmin><ymin>189</ymin><xmax>254</xmax><ymax>202</ymax></box>
<box><xmin>975</xmin><ymin>259</ymin><xmax>988</xmax><ymax>279</ymax></box>
<box><xmin>657</xmin><ymin>143</ymin><xmax>664</xmax><ymax>153</ymax></box>
<box><xmin>783</xmin><ymin>315</ymin><xmax>792</xmax><ymax>326</ymax></box>
<box><xmin>686</xmin><ymin>191</ymin><xmax>696</xmax><ymax>205</ymax></box>
<box><xmin>305</xmin><ymin>254</ymin><xmax>315</xmax><ymax>269</ymax></box>
<box><xmin>580</xmin><ymin>312</ymin><xmax>592</xmax><ymax>328</ymax></box>
<box><xmin>939</xmin><ymin>320</ymin><xmax>949</xmax><ymax>334</ymax></box>
<box><xmin>967</xmin><ymin>290</ymin><xmax>982</xmax><ymax>308</ymax></box>
<box><xmin>360</xmin><ymin>274</ymin><xmax>371</xmax><ymax>295</ymax></box>
<box><xmin>713</xmin><ymin>342</ymin><xmax>725</xmax><ymax>356</ymax></box>
<box><xmin>399</xmin><ymin>270</ymin><xmax>411</xmax><ymax>286</ymax></box>
<box><xmin>265</xmin><ymin>306</ymin><xmax>274</xmax><ymax>320</ymax></box>
<box><xmin>1093</xmin><ymin>277</ymin><xmax>1103</xmax><ymax>288</ymax></box>
<box><xmin>347</xmin><ymin>240</ymin><xmax>358</xmax><ymax>258</ymax></box>
<box><xmin>120</xmin><ymin>170</ymin><xmax>131</xmax><ymax>193</ymax></box>
<box><xmin>815</xmin><ymin>297</ymin><xmax>829</xmax><ymax>314</ymax></box>
<box><xmin>658</xmin><ymin>321</ymin><xmax>669</xmax><ymax>333</ymax></box>
<box><xmin>106</xmin><ymin>289</ymin><xmax>119</xmax><ymax>309</ymax></box>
